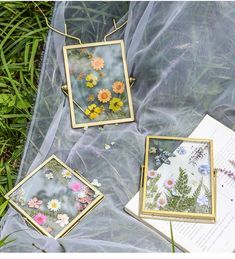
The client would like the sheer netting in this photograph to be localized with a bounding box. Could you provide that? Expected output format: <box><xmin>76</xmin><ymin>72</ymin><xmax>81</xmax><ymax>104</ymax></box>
<box><xmin>1</xmin><ymin>1</ymin><xmax>235</xmax><ymax>252</ymax></box>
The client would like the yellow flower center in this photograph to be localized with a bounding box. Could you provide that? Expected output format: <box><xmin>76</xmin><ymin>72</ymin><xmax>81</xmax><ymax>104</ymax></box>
<box><xmin>51</xmin><ymin>202</ymin><xmax>58</xmax><ymax>208</ymax></box>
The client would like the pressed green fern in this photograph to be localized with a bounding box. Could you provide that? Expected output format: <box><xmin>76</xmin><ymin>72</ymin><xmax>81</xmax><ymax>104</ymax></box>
<box><xmin>190</xmin><ymin>177</ymin><xmax>203</xmax><ymax>212</ymax></box>
<box><xmin>146</xmin><ymin>174</ymin><xmax>161</xmax><ymax>208</ymax></box>
<box><xmin>166</xmin><ymin>167</ymin><xmax>196</xmax><ymax>212</ymax></box>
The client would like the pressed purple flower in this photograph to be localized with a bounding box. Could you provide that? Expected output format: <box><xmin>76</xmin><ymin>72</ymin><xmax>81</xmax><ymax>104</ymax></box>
<box><xmin>164</xmin><ymin>178</ymin><xmax>176</xmax><ymax>189</ymax></box>
<box><xmin>157</xmin><ymin>196</ymin><xmax>167</xmax><ymax>208</ymax></box>
<box><xmin>147</xmin><ymin>169</ymin><xmax>159</xmax><ymax>179</ymax></box>
<box><xmin>176</xmin><ymin>146</ymin><xmax>186</xmax><ymax>155</ymax></box>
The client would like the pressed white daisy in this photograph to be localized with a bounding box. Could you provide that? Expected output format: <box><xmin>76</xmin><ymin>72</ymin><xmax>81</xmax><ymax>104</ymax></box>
<box><xmin>47</xmin><ymin>199</ymin><xmax>61</xmax><ymax>212</ymax></box>
<box><xmin>45</xmin><ymin>172</ymin><xmax>54</xmax><ymax>180</ymax></box>
<box><xmin>91</xmin><ymin>179</ymin><xmax>101</xmax><ymax>187</ymax></box>
<box><xmin>62</xmin><ymin>170</ymin><xmax>72</xmax><ymax>179</ymax></box>
<box><xmin>56</xmin><ymin>214</ymin><xmax>69</xmax><ymax>227</ymax></box>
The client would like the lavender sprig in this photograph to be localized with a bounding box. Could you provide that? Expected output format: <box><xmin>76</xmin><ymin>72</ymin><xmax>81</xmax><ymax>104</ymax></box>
<box><xmin>216</xmin><ymin>168</ymin><xmax>235</xmax><ymax>181</ymax></box>
<box><xmin>229</xmin><ymin>160</ymin><xmax>235</xmax><ymax>168</ymax></box>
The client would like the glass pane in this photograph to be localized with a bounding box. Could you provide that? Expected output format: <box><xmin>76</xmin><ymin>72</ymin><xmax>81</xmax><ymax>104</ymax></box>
<box><xmin>144</xmin><ymin>138</ymin><xmax>212</xmax><ymax>215</ymax></box>
<box><xmin>65</xmin><ymin>42</ymin><xmax>133</xmax><ymax>126</ymax></box>
<box><xmin>9</xmin><ymin>158</ymin><xmax>101</xmax><ymax>237</ymax></box>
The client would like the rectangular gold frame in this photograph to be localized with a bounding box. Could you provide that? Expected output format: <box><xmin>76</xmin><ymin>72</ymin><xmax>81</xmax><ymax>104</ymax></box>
<box><xmin>139</xmin><ymin>136</ymin><xmax>216</xmax><ymax>223</ymax></box>
<box><xmin>5</xmin><ymin>155</ymin><xmax>104</xmax><ymax>239</ymax></box>
<box><xmin>63</xmin><ymin>40</ymin><xmax>135</xmax><ymax>128</ymax></box>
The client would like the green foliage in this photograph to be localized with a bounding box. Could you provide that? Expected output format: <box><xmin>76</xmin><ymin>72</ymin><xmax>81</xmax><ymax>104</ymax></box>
<box><xmin>170</xmin><ymin>221</ymin><xmax>175</xmax><ymax>253</ymax></box>
<box><xmin>0</xmin><ymin>234</ymin><xmax>15</xmax><ymax>248</ymax></box>
<box><xmin>166</xmin><ymin>167</ymin><xmax>195</xmax><ymax>212</ymax></box>
<box><xmin>203</xmin><ymin>184</ymin><xmax>212</xmax><ymax>211</ymax></box>
<box><xmin>0</xmin><ymin>1</ymin><xmax>52</xmax><ymax>217</ymax></box>
<box><xmin>145</xmin><ymin>174</ymin><xmax>161</xmax><ymax>209</ymax></box>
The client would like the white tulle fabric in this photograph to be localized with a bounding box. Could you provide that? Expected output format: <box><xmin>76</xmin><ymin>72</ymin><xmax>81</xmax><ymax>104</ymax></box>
<box><xmin>1</xmin><ymin>1</ymin><xmax>235</xmax><ymax>252</ymax></box>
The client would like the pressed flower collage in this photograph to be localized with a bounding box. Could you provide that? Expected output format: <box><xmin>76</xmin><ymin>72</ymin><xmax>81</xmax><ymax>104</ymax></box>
<box><xmin>9</xmin><ymin>158</ymin><xmax>102</xmax><ymax>237</ymax></box>
<box><xmin>145</xmin><ymin>139</ymin><xmax>212</xmax><ymax>214</ymax></box>
<box><xmin>66</xmin><ymin>43</ymin><xmax>132</xmax><ymax>124</ymax></box>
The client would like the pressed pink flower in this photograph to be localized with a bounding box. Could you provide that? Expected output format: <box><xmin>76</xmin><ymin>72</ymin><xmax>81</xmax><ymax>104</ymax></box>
<box><xmin>164</xmin><ymin>178</ymin><xmax>176</xmax><ymax>189</ymax></box>
<box><xmin>147</xmin><ymin>169</ymin><xmax>159</xmax><ymax>178</ymax></box>
<box><xmin>34</xmin><ymin>213</ymin><xmax>47</xmax><ymax>225</ymax></box>
<box><xmin>70</xmin><ymin>182</ymin><xmax>82</xmax><ymax>192</ymax></box>
<box><xmin>28</xmin><ymin>197</ymin><xmax>42</xmax><ymax>209</ymax></box>
<box><xmin>157</xmin><ymin>196</ymin><xmax>167</xmax><ymax>208</ymax></box>
<box><xmin>76</xmin><ymin>202</ymin><xmax>85</xmax><ymax>211</ymax></box>
<box><xmin>79</xmin><ymin>196</ymin><xmax>92</xmax><ymax>204</ymax></box>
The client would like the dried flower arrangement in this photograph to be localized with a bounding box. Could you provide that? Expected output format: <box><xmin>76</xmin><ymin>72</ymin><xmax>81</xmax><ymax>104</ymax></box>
<box><xmin>5</xmin><ymin>156</ymin><xmax>104</xmax><ymax>239</ymax></box>
<box><xmin>140</xmin><ymin>137</ymin><xmax>215</xmax><ymax>221</ymax></box>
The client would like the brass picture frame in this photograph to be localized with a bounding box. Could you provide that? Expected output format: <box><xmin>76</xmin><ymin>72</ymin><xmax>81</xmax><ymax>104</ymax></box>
<box><xmin>5</xmin><ymin>155</ymin><xmax>104</xmax><ymax>239</ymax></box>
<box><xmin>139</xmin><ymin>136</ymin><xmax>216</xmax><ymax>223</ymax></box>
<box><xmin>63</xmin><ymin>40</ymin><xmax>135</xmax><ymax>128</ymax></box>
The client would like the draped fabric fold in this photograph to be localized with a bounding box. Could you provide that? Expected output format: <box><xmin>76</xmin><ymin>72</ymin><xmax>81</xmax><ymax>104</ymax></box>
<box><xmin>1</xmin><ymin>1</ymin><xmax>235</xmax><ymax>252</ymax></box>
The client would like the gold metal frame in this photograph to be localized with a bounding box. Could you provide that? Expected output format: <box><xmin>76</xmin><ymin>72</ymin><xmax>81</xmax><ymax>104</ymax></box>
<box><xmin>5</xmin><ymin>155</ymin><xmax>104</xmax><ymax>239</ymax></box>
<box><xmin>63</xmin><ymin>40</ymin><xmax>135</xmax><ymax>128</ymax></box>
<box><xmin>139</xmin><ymin>136</ymin><xmax>216</xmax><ymax>223</ymax></box>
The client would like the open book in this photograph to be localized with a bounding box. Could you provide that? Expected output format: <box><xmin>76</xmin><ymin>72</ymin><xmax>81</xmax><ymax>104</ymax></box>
<box><xmin>125</xmin><ymin>115</ymin><xmax>235</xmax><ymax>252</ymax></box>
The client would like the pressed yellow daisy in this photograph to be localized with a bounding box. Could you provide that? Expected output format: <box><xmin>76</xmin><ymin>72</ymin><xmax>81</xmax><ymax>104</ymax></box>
<box><xmin>47</xmin><ymin>199</ymin><xmax>61</xmax><ymax>212</ymax></box>
<box><xmin>89</xmin><ymin>112</ymin><xmax>99</xmax><ymax>120</ymax></box>
<box><xmin>84</xmin><ymin>104</ymin><xmax>103</xmax><ymax>120</ymax></box>
<box><xmin>86</xmin><ymin>73</ymin><xmax>97</xmax><ymax>88</ymax></box>
<box><xmin>109</xmin><ymin>97</ymin><xmax>123</xmax><ymax>112</ymax></box>
<box><xmin>98</xmin><ymin>89</ymin><xmax>112</xmax><ymax>103</ymax></box>
<box><xmin>62</xmin><ymin>170</ymin><xmax>72</xmax><ymax>179</ymax></box>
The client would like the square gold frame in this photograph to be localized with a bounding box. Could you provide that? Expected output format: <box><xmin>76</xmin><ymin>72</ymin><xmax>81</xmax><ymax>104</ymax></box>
<box><xmin>5</xmin><ymin>155</ymin><xmax>104</xmax><ymax>239</ymax></box>
<box><xmin>63</xmin><ymin>40</ymin><xmax>135</xmax><ymax>129</ymax></box>
<box><xmin>139</xmin><ymin>136</ymin><xmax>216</xmax><ymax>223</ymax></box>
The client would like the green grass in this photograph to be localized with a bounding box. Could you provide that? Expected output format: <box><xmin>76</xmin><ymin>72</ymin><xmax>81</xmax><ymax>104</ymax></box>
<box><xmin>0</xmin><ymin>1</ymin><xmax>52</xmax><ymax>217</ymax></box>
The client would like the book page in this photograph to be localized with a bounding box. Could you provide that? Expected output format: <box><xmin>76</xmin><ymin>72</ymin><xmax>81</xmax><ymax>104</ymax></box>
<box><xmin>125</xmin><ymin>115</ymin><xmax>235</xmax><ymax>252</ymax></box>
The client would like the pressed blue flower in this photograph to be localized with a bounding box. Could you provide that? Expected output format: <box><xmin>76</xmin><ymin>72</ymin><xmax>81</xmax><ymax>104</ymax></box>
<box><xmin>176</xmin><ymin>146</ymin><xmax>186</xmax><ymax>155</ymax></box>
<box><xmin>172</xmin><ymin>189</ymin><xmax>180</xmax><ymax>197</ymax></box>
<box><xmin>198</xmin><ymin>164</ymin><xmax>210</xmax><ymax>175</ymax></box>
<box><xmin>197</xmin><ymin>195</ymin><xmax>209</xmax><ymax>206</ymax></box>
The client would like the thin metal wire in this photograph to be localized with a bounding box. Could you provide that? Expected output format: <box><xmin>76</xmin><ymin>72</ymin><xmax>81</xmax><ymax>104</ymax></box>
<box><xmin>61</xmin><ymin>86</ymin><xmax>86</xmax><ymax>114</ymax></box>
<box><xmin>33</xmin><ymin>1</ymin><xmax>82</xmax><ymax>44</ymax></box>
<box><xmin>104</xmin><ymin>19</ymin><xmax>128</xmax><ymax>42</ymax></box>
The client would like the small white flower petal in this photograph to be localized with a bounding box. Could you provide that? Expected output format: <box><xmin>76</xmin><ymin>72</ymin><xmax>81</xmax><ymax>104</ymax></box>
<box><xmin>104</xmin><ymin>144</ymin><xmax>111</xmax><ymax>150</ymax></box>
<box><xmin>45</xmin><ymin>172</ymin><xmax>54</xmax><ymax>180</ymax></box>
<box><xmin>77</xmin><ymin>191</ymin><xmax>86</xmax><ymax>199</ymax></box>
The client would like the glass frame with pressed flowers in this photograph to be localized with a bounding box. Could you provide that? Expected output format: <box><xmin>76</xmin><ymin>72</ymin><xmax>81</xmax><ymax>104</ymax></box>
<box><xmin>63</xmin><ymin>40</ymin><xmax>134</xmax><ymax>128</ymax></box>
<box><xmin>139</xmin><ymin>136</ymin><xmax>216</xmax><ymax>223</ymax></box>
<box><xmin>4</xmin><ymin>155</ymin><xmax>104</xmax><ymax>239</ymax></box>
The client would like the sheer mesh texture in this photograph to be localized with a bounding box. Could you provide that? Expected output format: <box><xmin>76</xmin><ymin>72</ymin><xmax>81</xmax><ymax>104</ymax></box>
<box><xmin>1</xmin><ymin>1</ymin><xmax>235</xmax><ymax>252</ymax></box>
